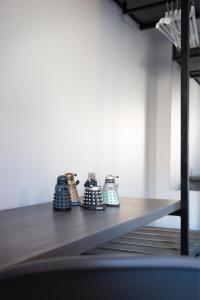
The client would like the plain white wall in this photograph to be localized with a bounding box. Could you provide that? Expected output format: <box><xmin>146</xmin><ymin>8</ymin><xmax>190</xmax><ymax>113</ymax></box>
<box><xmin>149</xmin><ymin>34</ymin><xmax>200</xmax><ymax>230</ymax></box>
<box><xmin>0</xmin><ymin>0</ymin><xmax>159</xmax><ymax>210</ymax></box>
<box><xmin>148</xmin><ymin>37</ymin><xmax>181</xmax><ymax>229</ymax></box>
<box><xmin>171</xmin><ymin>63</ymin><xmax>200</xmax><ymax>187</ymax></box>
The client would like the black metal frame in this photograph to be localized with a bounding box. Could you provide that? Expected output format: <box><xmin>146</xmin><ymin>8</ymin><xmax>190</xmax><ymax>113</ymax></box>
<box><xmin>111</xmin><ymin>0</ymin><xmax>200</xmax><ymax>256</ymax></box>
<box><xmin>173</xmin><ymin>47</ymin><xmax>200</xmax><ymax>86</ymax></box>
<box><xmin>113</xmin><ymin>0</ymin><xmax>200</xmax><ymax>30</ymax></box>
<box><xmin>180</xmin><ymin>0</ymin><xmax>190</xmax><ymax>256</ymax></box>
<box><xmin>113</xmin><ymin>0</ymin><xmax>165</xmax><ymax>29</ymax></box>
<box><xmin>174</xmin><ymin>47</ymin><xmax>200</xmax><ymax>60</ymax></box>
<box><xmin>180</xmin><ymin>0</ymin><xmax>200</xmax><ymax>257</ymax></box>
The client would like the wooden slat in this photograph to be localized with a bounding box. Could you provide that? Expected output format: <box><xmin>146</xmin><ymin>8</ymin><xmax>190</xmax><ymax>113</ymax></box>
<box><xmin>112</xmin><ymin>238</ymin><xmax>180</xmax><ymax>250</ymax></box>
<box><xmin>97</xmin><ymin>242</ymin><xmax>179</xmax><ymax>256</ymax></box>
<box><xmin>123</xmin><ymin>233</ymin><xmax>180</xmax><ymax>242</ymax></box>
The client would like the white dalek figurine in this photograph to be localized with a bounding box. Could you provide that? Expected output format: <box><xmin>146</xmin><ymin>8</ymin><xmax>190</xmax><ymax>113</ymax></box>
<box><xmin>103</xmin><ymin>175</ymin><xmax>120</xmax><ymax>207</ymax></box>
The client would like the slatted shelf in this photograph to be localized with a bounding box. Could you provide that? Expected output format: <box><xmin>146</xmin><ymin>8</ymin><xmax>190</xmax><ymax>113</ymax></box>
<box><xmin>96</xmin><ymin>242</ymin><xmax>179</xmax><ymax>256</ymax></box>
<box><xmin>82</xmin><ymin>226</ymin><xmax>200</xmax><ymax>257</ymax></box>
<box><xmin>111</xmin><ymin>237</ymin><xmax>180</xmax><ymax>250</ymax></box>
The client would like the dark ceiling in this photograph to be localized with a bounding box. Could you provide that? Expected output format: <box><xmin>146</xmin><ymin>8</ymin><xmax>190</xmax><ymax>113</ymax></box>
<box><xmin>113</xmin><ymin>0</ymin><xmax>200</xmax><ymax>29</ymax></box>
<box><xmin>112</xmin><ymin>0</ymin><xmax>200</xmax><ymax>84</ymax></box>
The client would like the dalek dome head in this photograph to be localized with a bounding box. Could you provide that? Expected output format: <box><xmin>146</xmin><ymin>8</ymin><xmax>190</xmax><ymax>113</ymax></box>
<box><xmin>88</xmin><ymin>172</ymin><xmax>96</xmax><ymax>180</ymax></box>
<box><xmin>57</xmin><ymin>175</ymin><xmax>67</xmax><ymax>185</ymax></box>
<box><xmin>105</xmin><ymin>175</ymin><xmax>119</xmax><ymax>184</ymax></box>
<box><xmin>65</xmin><ymin>173</ymin><xmax>76</xmax><ymax>181</ymax></box>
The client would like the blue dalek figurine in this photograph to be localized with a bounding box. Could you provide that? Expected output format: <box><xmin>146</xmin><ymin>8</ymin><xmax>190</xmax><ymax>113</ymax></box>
<box><xmin>103</xmin><ymin>175</ymin><xmax>120</xmax><ymax>207</ymax></box>
<box><xmin>81</xmin><ymin>173</ymin><xmax>105</xmax><ymax>211</ymax></box>
<box><xmin>53</xmin><ymin>175</ymin><xmax>72</xmax><ymax>211</ymax></box>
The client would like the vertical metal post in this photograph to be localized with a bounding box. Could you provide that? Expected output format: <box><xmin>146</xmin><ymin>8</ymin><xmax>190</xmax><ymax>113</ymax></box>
<box><xmin>181</xmin><ymin>0</ymin><xmax>190</xmax><ymax>255</ymax></box>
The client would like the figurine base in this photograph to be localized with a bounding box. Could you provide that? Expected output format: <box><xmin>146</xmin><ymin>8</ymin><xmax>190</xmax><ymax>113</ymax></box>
<box><xmin>71</xmin><ymin>200</ymin><xmax>81</xmax><ymax>206</ymax></box>
<box><xmin>105</xmin><ymin>204</ymin><xmax>120</xmax><ymax>207</ymax></box>
<box><xmin>53</xmin><ymin>207</ymin><xmax>72</xmax><ymax>211</ymax></box>
<box><xmin>80</xmin><ymin>204</ymin><xmax>105</xmax><ymax>211</ymax></box>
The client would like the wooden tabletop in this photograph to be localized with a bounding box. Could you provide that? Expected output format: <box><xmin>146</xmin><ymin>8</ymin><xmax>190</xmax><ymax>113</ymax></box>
<box><xmin>0</xmin><ymin>197</ymin><xmax>180</xmax><ymax>270</ymax></box>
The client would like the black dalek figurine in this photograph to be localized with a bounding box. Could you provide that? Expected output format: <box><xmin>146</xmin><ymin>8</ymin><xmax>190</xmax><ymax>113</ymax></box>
<box><xmin>53</xmin><ymin>175</ymin><xmax>72</xmax><ymax>211</ymax></box>
<box><xmin>81</xmin><ymin>173</ymin><xmax>105</xmax><ymax>211</ymax></box>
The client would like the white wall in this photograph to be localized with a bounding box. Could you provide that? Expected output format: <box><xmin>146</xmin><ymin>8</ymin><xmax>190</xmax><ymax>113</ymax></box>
<box><xmin>148</xmin><ymin>37</ymin><xmax>181</xmax><ymax>229</ymax></box>
<box><xmin>171</xmin><ymin>63</ymin><xmax>200</xmax><ymax>187</ymax></box>
<box><xmin>150</xmin><ymin>34</ymin><xmax>200</xmax><ymax>230</ymax></box>
<box><xmin>0</xmin><ymin>0</ymin><xmax>158</xmax><ymax>210</ymax></box>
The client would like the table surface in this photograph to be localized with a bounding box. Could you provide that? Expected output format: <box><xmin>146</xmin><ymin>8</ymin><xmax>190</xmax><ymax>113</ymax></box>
<box><xmin>0</xmin><ymin>197</ymin><xmax>180</xmax><ymax>270</ymax></box>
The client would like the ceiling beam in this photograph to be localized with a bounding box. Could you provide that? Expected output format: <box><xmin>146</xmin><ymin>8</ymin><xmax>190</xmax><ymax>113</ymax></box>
<box><xmin>112</xmin><ymin>0</ymin><xmax>141</xmax><ymax>26</ymax></box>
<box><xmin>126</xmin><ymin>1</ymin><xmax>166</xmax><ymax>13</ymax></box>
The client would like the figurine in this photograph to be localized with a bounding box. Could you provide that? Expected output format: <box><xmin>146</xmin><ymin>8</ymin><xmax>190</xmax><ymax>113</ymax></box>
<box><xmin>81</xmin><ymin>173</ymin><xmax>105</xmax><ymax>210</ymax></box>
<box><xmin>53</xmin><ymin>175</ymin><xmax>72</xmax><ymax>211</ymax></box>
<box><xmin>65</xmin><ymin>172</ymin><xmax>80</xmax><ymax>206</ymax></box>
<box><xmin>84</xmin><ymin>172</ymin><xmax>97</xmax><ymax>188</ymax></box>
<box><xmin>103</xmin><ymin>175</ymin><xmax>120</xmax><ymax>207</ymax></box>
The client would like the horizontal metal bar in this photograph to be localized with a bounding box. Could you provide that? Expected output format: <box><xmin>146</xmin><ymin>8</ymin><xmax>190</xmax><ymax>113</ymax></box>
<box><xmin>189</xmin><ymin>48</ymin><xmax>200</xmax><ymax>58</ymax></box>
<box><xmin>173</xmin><ymin>47</ymin><xmax>200</xmax><ymax>60</ymax></box>
<box><xmin>190</xmin><ymin>176</ymin><xmax>200</xmax><ymax>182</ymax></box>
<box><xmin>190</xmin><ymin>70</ymin><xmax>200</xmax><ymax>77</ymax></box>
<box><xmin>169</xmin><ymin>209</ymin><xmax>182</xmax><ymax>216</ymax></box>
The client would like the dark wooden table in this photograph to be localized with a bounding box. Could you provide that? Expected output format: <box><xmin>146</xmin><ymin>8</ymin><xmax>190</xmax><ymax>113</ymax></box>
<box><xmin>0</xmin><ymin>197</ymin><xmax>180</xmax><ymax>270</ymax></box>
